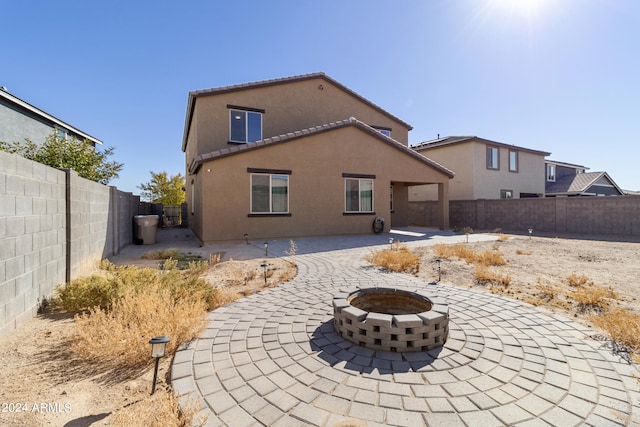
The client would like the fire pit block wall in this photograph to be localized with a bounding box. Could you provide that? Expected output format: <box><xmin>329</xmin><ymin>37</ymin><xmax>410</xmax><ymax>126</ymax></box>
<box><xmin>333</xmin><ymin>287</ymin><xmax>449</xmax><ymax>353</ymax></box>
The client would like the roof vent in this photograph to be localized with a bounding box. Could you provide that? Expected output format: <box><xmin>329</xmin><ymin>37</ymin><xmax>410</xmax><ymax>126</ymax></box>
<box><xmin>0</xmin><ymin>86</ymin><xmax>7</xmax><ymax>92</ymax></box>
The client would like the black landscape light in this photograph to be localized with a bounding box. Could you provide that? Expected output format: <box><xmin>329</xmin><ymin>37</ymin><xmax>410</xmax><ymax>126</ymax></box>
<box><xmin>389</xmin><ymin>237</ymin><xmax>394</xmax><ymax>250</ymax></box>
<box><xmin>436</xmin><ymin>259</ymin><xmax>441</xmax><ymax>282</ymax></box>
<box><xmin>244</xmin><ymin>234</ymin><xmax>249</xmax><ymax>245</ymax></box>
<box><xmin>528</xmin><ymin>228</ymin><xmax>533</xmax><ymax>240</ymax></box>
<box><xmin>149</xmin><ymin>336</ymin><xmax>170</xmax><ymax>395</ymax></box>
<box><xmin>261</xmin><ymin>262</ymin><xmax>268</xmax><ymax>286</ymax></box>
<box><xmin>264</xmin><ymin>241</ymin><xmax>269</xmax><ymax>256</ymax></box>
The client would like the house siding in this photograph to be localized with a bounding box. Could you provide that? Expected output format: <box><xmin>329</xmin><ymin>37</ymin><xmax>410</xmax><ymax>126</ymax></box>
<box><xmin>194</xmin><ymin>126</ymin><xmax>448</xmax><ymax>242</ymax></box>
<box><xmin>0</xmin><ymin>97</ymin><xmax>58</xmax><ymax>145</ymax></box>
<box><xmin>412</xmin><ymin>139</ymin><xmax>546</xmax><ymax>201</ymax></box>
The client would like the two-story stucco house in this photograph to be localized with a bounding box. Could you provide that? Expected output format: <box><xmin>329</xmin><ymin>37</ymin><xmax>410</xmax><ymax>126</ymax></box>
<box><xmin>181</xmin><ymin>73</ymin><xmax>454</xmax><ymax>243</ymax></box>
<box><xmin>0</xmin><ymin>86</ymin><xmax>102</xmax><ymax>147</ymax></box>
<box><xmin>545</xmin><ymin>160</ymin><xmax>624</xmax><ymax>197</ymax></box>
<box><xmin>410</xmin><ymin>136</ymin><xmax>550</xmax><ymax>201</ymax></box>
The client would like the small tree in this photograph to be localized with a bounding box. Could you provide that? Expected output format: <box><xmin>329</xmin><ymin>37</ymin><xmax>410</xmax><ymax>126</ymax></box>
<box><xmin>138</xmin><ymin>171</ymin><xmax>185</xmax><ymax>205</ymax></box>
<box><xmin>0</xmin><ymin>131</ymin><xmax>123</xmax><ymax>185</ymax></box>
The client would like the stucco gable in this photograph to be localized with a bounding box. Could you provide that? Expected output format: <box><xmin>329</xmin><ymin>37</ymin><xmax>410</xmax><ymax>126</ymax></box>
<box><xmin>189</xmin><ymin>117</ymin><xmax>454</xmax><ymax>178</ymax></box>
<box><xmin>182</xmin><ymin>72</ymin><xmax>412</xmax><ymax>152</ymax></box>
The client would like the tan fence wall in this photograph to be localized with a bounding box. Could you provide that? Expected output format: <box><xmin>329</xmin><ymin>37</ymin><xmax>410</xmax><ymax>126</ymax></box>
<box><xmin>1</xmin><ymin>152</ymin><xmax>140</xmax><ymax>335</ymax></box>
<box><xmin>409</xmin><ymin>196</ymin><xmax>640</xmax><ymax>236</ymax></box>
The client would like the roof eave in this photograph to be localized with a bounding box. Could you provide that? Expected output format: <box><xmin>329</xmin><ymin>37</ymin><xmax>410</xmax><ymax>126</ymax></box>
<box><xmin>0</xmin><ymin>89</ymin><xmax>103</xmax><ymax>145</ymax></box>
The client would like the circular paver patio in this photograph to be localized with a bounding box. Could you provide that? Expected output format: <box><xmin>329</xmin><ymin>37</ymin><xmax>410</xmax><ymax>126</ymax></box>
<box><xmin>172</xmin><ymin>235</ymin><xmax>640</xmax><ymax>426</ymax></box>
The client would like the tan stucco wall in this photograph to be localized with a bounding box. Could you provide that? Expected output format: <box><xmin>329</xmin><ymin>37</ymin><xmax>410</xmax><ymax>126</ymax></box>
<box><xmin>411</xmin><ymin>141</ymin><xmax>546</xmax><ymax>201</ymax></box>
<box><xmin>187</xmin><ymin>76</ymin><xmax>410</xmax><ymax>159</ymax></box>
<box><xmin>410</xmin><ymin>144</ymin><xmax>474</xmax><ymax>201</ymax></box>
<box><xmin>192</xmin><ymin>126</ymin><xmax>448</xmax><ymax>242</ymax></box>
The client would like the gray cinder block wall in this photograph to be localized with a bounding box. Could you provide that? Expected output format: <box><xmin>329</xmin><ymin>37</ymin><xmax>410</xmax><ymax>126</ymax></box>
<box><xmin>1</xmin><ymin>152</ymin><xmax>140</xmax><ymax>336</ymax></box>
<box><xmin>0</xmin><ymin>151</ymin><xmax>66</xmax><ymax>335</ymax></box>
<box><xmin>409</xmin><ymin>196</ymin><xmax>640</xmax><ymax>236</ymax></box>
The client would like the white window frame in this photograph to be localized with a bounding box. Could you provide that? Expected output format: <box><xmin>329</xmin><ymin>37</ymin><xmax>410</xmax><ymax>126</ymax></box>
<box><xmin>547</xmin><ymin>164</ymin><xmax>556</xmax><ymax>182</ymax></box>
<box><xmin>250</xmin><ymin>173</ymin><xmax>289</xmax><ymax>214</ymax></box>
<box><xmin>229</xmin><ymin>109</ymin><xmax>263</xmax><ymax>143</ymax></box>
<box><xmin>344</xmin><ymin>178</ymin><xmax>374</xmax><ymax>213</ymax></box>
<box><xmin>509</xmin><ymin>150</ymin><xmax>518</xmax><ymax>172</ymax></box>
<box><xmin>487</xmin><ymin>146</ymin><xmax>499</xmax><ymax>170</ymax></box>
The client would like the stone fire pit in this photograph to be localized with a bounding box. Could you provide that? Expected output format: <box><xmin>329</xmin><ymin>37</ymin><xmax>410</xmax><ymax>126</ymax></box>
<box><xmin>333</xmin><ymin>286</ymin><xmax>449</xmax><ymax>352</ymax></box>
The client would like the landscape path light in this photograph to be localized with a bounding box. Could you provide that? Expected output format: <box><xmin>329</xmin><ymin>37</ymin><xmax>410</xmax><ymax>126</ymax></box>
<box><xmin>149</xmin><ymin>336</ymin><xmax>170</xmax><ymax>395</ymax></box>
<box><xmin>261</xmin><ymin>262</ymin><xmax>268</xmax><ymax>286</ymax></box>
<box><xmin>244</xmin><ymin>234</ymin><xmax>249</xmax><ymax>245</ymax></box>
<box><xmin>528</xmin><ymin>228</ymin><xmax>533</xmax><ymax>240</ymax></box>
<box><xmin>264</xmin><ymin>241</ymin><xmax>269</xmax><ymax>256</ymax></box>
<box><xmin>388</xmin><ymin>237</ymin><xmax>394</xmax><ymax>250</ymax></box>
<box><xmin>436</xmin><ymin>258</ymin><xmax>441</xmax><ymax>283</ymax></box>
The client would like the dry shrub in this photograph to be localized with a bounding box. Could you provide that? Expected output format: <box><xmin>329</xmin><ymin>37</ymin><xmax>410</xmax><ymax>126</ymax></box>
<box><xmin>73</xmin><ymin>284</ymin><xmax>208</xmax><ymax>366</ymax></box>
<box><xmin>474</xmin><ymin>265</ymin><xmax>511</xmax><ymax>287</ymax></box>
<box><xmin>535</xmin><ymin>279</ymin><xmax>558</xmax><ymax>302</ymax></box>
<box><xmin>477</xmin><ymin>250</ymin><xmax>506</xmax><ymax>267</ymax></box>
<box><xmin>590</xmin><ymin>308</ymin><xmax>640</xmax><ymax>356</ymax></box>
<box><xmin>366</xmin><ymin>244</ymin><xmax>420</xmax><ymax>274</ymax></box>
<box><xmin>565</xmin><ymin>273</ymin><xmax>592</xmax><ymax>287</ymax></box>
<box><xmin>55</xmin><ymin>261</ymin><xmax>224</xmax><ymax>313</ymax></box>
<box><xmin>209</xmin><ymin>253</ymin><xmax>222</xmax><ymax>266</ymax></box>
<box><xmin>111</xmin><ymin>389</ymin><xmax>205</xmax><ymax>427</ymax></box>
<box><xmin>516</xmin><ymin>249</ymin><xmax>532</xmax><ymax>255</ymax></box>
<box><xmin>434</xmin><ymin>244</ymin><xmax>505</xmax><ymax>267</ymax></box>
<box><xmin>498</xmin><ymin>234</ymin><xmax>510</xmax><ymax>241</ymax></box>
<box><xmin>571</xmin><ymin>285</ymin><xmax>617</xmax><ymax>312</ymax></box>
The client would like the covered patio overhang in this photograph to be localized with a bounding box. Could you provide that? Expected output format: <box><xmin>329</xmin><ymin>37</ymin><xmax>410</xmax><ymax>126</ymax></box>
<box><xmin>392</xmin><ymin>179</ymin><xmax>449</xmax><ymax>230</ymax></box>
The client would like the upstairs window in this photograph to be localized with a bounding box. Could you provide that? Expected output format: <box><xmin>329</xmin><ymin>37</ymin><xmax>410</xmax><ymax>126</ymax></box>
<box><xmin>486</xmin><ymin>146</ymin><xmax>499</xmax><ymax>170</ymax></box>
<box><xmin>547</xmin><ymin>164</ymin><xmax>556</xmax><ymax>182</ymax></box>
<box><xmin>371</xmin><ymin>125</ymin><xmax>391</xmax><ymax>137</ymax></box>
<box><xmin>229</xmin><ymin>106</ymin><xmax>263</xmax><ymax>143</ymax></box>
<box><xmin>250</xmin><ymin>172</ymin><xmax>289</xmax><ymax>214</ymax></box>
<box><xmin>509</xmin><ymin>150</ymin><xmax>518</xmax><ymax>172</ymax></box>
<box><xmin>345</xmin><ymin>176</ymin><xmax>374</xmax><ymax>213</ymax></box>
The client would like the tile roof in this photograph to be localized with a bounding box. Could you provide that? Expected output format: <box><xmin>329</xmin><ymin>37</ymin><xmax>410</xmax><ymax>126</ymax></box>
<box><xmin>412</xmin><ymin>136</ymin><xmax>551</xmax><ymax>157</ymax></box>
<box><xmin>182</xmin><ymin>72</ymin><xmax>412</xmax><ymax>151</ymax></box>
<box><xmin>545</xmin><ymin>171</ymin><xmax>619</xmax><ymax>195</ymax></box>
<box><xmin>188</xmin><ymin>117</ymin><xmax>454</xmax><ymax>178</ymax></box>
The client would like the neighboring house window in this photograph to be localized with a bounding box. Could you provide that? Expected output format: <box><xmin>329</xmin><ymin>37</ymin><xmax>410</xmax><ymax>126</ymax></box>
<box><xmin>486</xmin><ymin>146</ymin><xmax>499</xmax><ymax>169</ymax></box>
<box><xmin>547</xmin><ymin>164</ymin><xmax>556</xmax><ymax>182</ymax></box>
<box><xmin>250</xmin><ymin>173</ymin><xmax>289</xmax><ymax>213</ymax></box>
<box><xmin>501</xmin><ymin>189</ymin><xmax>513</xmax><ymax>199</ymax></box>
<box><xmin>344</xmin><ymin>176</ymin><xmax>374</xmax><ymax>213</ymax></box>
<box><xmin>509</xmin><ymin>150</ymin><xmax>518</xmax><ymax>172</ymax></box>
<box><xmin>229</xmin><ymin>106</ymin><xmax>263</xmax><ymax>143</ymax></box>
<box><xmin>56</xmin><ymin>128</ymin><xmax>68</xmax><ymax>140</ymax></box>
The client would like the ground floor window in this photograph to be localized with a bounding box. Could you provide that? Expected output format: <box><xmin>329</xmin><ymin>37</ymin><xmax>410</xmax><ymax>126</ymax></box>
<box><xmin>500</xmin><ymin>189</ymin><xmax>514</xmax><ymax>199</ymax></box>
<box><xmin>345</xmin><ymin>178</ymin><xmax>373</xmax><ymax>212</ymax></box>
<box><xmin>251</xmin><ymin>173</ymin><xmax>289</xmax><ymax>213</ymax></box>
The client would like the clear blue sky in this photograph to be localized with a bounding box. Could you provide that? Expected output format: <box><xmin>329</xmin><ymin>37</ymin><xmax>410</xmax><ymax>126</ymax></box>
<box><xmin>3</xmin><ymin>0</ymin><xmax>639</xmax><ymax>192</ymax></box>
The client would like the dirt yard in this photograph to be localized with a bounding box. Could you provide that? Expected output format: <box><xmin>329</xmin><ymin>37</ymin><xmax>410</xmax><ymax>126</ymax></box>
<box><xmin>0</xmin><ymin>234</ymin><xmax>638</xmax><ymax>426</ymax></box>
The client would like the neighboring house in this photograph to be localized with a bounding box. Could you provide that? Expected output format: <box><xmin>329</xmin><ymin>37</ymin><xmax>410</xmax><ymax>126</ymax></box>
<box><xmin>545</xmin><ymin>160</ymin><xmax>624</xmax><ymax>197</ymax></box>
<box><xmin>0</xmin><ymin>86</ymin><xmax>102</xmax><ymax>146</ymax></box>
<box><xmin>410</xmin><ymin>136</ymin><xmax>550</xmax><ymax>201</ymax></box>
<box><xmin>181</xmin><ymin>72</ymin><xmax>454</xmax><ymax>242</ymax></box>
